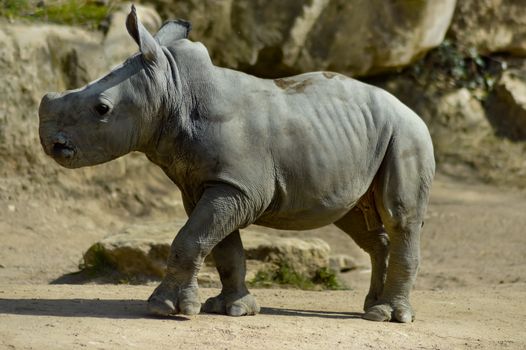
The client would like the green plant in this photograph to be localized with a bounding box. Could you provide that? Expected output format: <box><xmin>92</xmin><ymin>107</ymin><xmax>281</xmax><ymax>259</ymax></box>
<box><xmin>408</xmin><ymin>39</ymin><xmax>506</xmax><ymax>97</ymax></box>
<box><xmin>312</xmin><ymin>267</ymin><xmax>342</xmax><ymax>290</ymax></box>
<box><xmin>79</xmin><ymin>243</ymin><xmax>115</xmax><ymax>275</ymax></box>
<box><xmin>249</xmin><ymin>260</ymin><xmax>344</xmax><ymax>290</ymax></box>
<box><xmin>0</xmin><ymin>0</ymin><xmax>114</xmax><ymax>30</ymax></box>
<box><xmin>0</xmin><ymin>0</ymin><xmax>31</xmax><ymax>17</ymax></box>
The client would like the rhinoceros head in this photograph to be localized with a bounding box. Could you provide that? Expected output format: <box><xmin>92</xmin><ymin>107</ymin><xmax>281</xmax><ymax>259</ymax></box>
<box><xmin>38</xmin><ymin>5</ymin><xmax>190</xmax><ymax>168</ymax></box>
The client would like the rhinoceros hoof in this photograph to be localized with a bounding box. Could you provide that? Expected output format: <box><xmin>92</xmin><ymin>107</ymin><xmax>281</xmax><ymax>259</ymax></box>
<box><xmin>202</xmin><ymin>293</ymin><xmax>260</xmax><ymax>316</ymax></box>
<box><xmin>147</xmin><ymin>284</ymin><xmax>201</xmax><ymax>316</ymax></box>
<box><xmin>363</xmin><ymin>300</ymin><xmax>414</xmax><ymax>323</ymax></box>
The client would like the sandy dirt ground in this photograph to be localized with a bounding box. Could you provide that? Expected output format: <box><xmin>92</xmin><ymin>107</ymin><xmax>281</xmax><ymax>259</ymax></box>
<box><xmin>1</xmin><ymin>172</ymin><xmax>525</xmax><ymax>349</ymax></box>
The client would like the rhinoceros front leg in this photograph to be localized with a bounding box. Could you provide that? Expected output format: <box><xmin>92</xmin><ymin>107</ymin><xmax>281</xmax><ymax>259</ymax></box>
<box><xmin>147</xmin><ymin>185</ymin><xmax>255</xmax><ymax>316</ymax></box>
<box><xmin>202</xmin><ymin>230</ymin><xmax>260</xmax><ymax>316</ymax></box>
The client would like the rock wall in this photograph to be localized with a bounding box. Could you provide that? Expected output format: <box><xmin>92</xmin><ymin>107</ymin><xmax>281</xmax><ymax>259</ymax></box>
<box><xmin>0</xmin><ymin>22</ymin><xmax>103</xmax><ymax>173</ymax></box>
<box><xmin>147</xmin><ymin>0</ymin><xmax>525</xmax><ymax>185</ymax></box>
<box><xmin>449</xmin><ymin>0</ymin><xmax>526</xmax><ymax>56</ymax></box>
<box><xmin>2</xmin><ymin>0</ymin><xmax>526</xmax><ymax>200</ymax></box>
<box><xmin>0</xmin><ymin>3</ymin><xmax>160</xmax><ymax>174</ymax></box>
<box><xmin>487</xmin><ymin>67</ymin><xmax>526</xmax><ymax>140</ymax></box>
<box><xmin>0</xmin><ymin>4</ymin><xmax>178</xmax><ymax>216</ymax></box>
<box><xmin>154</xmin><ymin>0</ymin><xmax>456</xmax><ymax>77</ymax></box>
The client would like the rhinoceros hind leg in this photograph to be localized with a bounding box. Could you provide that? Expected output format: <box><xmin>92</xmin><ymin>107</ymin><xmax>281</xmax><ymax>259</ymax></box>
<box><xmin>365</xmin><ymin>137</ymin><xmax>434</xmax><ymax>323</ymax></box>
<box><xmin>363</xmin><ymin>300</ymin><xmax>414</xmax><ymax>323</ymax></box>
<box><xmin>202</xmin><ymin>230</ymin><xmax>259</xmax><ymax>316</ymax></box>
<box><xmin>334</xmin><ymin>204</ymin><xmax>389</xmax><ymax>312</ymax></box>
<box><xmin>203</xmin><ymin>293</ymin><xmax>259</xmax><ymax>316</ymax></box>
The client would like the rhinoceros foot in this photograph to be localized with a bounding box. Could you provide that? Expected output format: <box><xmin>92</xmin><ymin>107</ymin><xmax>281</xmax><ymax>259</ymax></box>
<box><xmin>147</xmin><ymin>282</ymin><xmax>201</xmax><ymax>316</ymax></box>
<box><xmin>363</xmin><ymin>299</ymin><xmax>414</xmax><ymax>323</ymax></box>
<box><xmin>202</xmin><ymin>292</ymin><xmax>259</xmax><ymax>316</ymax></box>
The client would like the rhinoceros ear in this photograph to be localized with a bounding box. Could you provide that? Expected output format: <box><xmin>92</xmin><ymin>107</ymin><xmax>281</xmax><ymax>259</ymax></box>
<box><xmin>126</xmin><ymin>4</ymin><xmax>161</xmax><ymax>62</ymax></box>
<box><xmin>154</xmin><ymin>20</ymin><xmax>192</xmax><ymax>46</ymax></box>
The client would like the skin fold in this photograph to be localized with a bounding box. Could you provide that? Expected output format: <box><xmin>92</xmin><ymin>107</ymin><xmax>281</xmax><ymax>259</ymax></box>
<box><xmin>38</xmin><ymin>6</ymin><xmax>435</xmax><ymax>323</ymax></box>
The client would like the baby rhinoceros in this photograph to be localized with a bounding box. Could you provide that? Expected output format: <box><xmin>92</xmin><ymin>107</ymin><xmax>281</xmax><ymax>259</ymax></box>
<box><xmin>38</xmin><ymin>5</ymin><xmax>435</xmax><ymax>323</ymax></box>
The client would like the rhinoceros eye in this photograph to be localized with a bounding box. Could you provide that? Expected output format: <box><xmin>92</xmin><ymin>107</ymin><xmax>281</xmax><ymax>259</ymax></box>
<box><xmin>94</xmin><ymin>103</ymin><xmax>110</xmax><ymax>116</ymax></box>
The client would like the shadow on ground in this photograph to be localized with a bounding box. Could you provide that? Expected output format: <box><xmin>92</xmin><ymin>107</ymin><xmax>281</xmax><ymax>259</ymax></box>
<box><xmin>261</xmin><ymin>307</ymin><xmax>363</xmax><ymax>319</ymax></box>
<box><xmin>0</xmin><ymin>298</ymin><xmax>189</xmax><ymax>320</ymax></box>
<box><xmin>0</xmin><ymin>298</ymin><xmax>364</xmax><ymax>320</ymax></box>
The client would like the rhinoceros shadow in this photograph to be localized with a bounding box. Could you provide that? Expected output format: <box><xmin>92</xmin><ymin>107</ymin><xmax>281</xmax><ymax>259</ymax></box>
<box><xmin>0</xmin><ymin>298</ymin><xmax>363</xmax><ymax>320</ymax></box>
<box><xmin>261</xmin><ymin>307</ymin><xmax>363</xmax><ymax>320</ymax></box>
<box><xmin>0</xmin><ymin>298</ymin><xmax>187</xmax><ymax>320</ymax></box>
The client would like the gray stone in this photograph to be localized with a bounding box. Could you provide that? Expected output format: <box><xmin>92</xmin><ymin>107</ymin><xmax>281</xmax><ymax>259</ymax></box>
<box><xmin>449</xmin><ymin>0</ymin><xmax>526</xmax><ymax>56</ymax></box>
<box><xmin>83</xmin><ymin>221</ymin><xmax>332</xmax><ymax>280</ymax></box>
<box><xmin>487</xmin><ymin>68</ymin><xmax>526</xmax><ymax>140</ymax></box>
<box><xmin>0</xmin><ymin>23</ymin><xmax>104</xmax><ymax>173</ymax></box>
<box><xmin>241</xmin><ymin>231</ymin><xmax>330</xmax><ymax>277</ymax></box>
<box><xmin>329</xmin><ymin>254</ymin><xmax>357</xmax><ymax>273</ymax></box>
<box><xmin>159</xmin><ymin>0</ymin><xmax>456</xmax><ymax>77</ymax></box>
<box><xmin>82</xmin><ymin>221</ymin><xmax>181</xmax><ymax>279</ymax></box>
<box><xmin>432</xmin><ymin>88</ymin><xmax>492</xmax><ymax>155</ymax></box>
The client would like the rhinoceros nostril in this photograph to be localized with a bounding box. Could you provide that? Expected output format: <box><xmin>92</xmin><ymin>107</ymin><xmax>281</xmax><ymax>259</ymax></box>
<box><xmin>54</xmin><ymin>133</ymin><xmax>67</xmax><ymax>145</ymax></box>
<box><xmin>52</xmin><ymin>142</ymin><xmax>75</xmax><ymax>159</ymax></box>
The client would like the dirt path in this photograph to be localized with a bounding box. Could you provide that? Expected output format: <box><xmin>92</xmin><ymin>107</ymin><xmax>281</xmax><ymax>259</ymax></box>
<box><xmin>1</xmin><ymin>175</ymin><xmax>526</xmax><ymax>349</ymax></box>
<box><xmin>0</xmin><ymin>284</ymin><xmax>524</xmax><ymax>349</ymax></box>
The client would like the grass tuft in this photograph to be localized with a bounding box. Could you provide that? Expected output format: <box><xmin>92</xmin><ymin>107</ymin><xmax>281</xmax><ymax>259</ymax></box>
<box><xmin>249</xmin><ymin>260</ymin><xmax>344</xmax><ymax>290</ymax></box>
<box><xmin>79</xmin><ymin>243</ymin><xmax>115</xmax><ymax>276</ymax></box>
<box><xmin>0</xmin><ymin>0</ymin><xmax>114</xmax><ymax>30</ymax></box>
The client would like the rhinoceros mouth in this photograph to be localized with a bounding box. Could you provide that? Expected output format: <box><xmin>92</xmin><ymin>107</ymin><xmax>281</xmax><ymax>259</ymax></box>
<box><xmin>50</xmin><ymin>137</ymin><xmax>76</xmax><ymax>164</ymax></box>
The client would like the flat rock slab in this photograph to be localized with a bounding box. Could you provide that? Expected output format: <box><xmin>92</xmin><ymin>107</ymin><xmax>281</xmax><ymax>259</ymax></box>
<box><xmin>82</xmin><ymin>221</ymin><xmax>332</xmax><ymax>281</ymax></box>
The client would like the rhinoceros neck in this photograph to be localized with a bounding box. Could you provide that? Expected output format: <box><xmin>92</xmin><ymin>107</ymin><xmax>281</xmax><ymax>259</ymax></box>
<box><xmin>142</xmin><ymin>44</ymin><xmax>223</xmax><ymax>176</ymax></box>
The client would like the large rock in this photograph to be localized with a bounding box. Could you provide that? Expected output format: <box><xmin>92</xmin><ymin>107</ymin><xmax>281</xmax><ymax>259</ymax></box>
<box><xmin>486</xmin><ymin>68</ymin><xmax>526</xmax><ymax>140</ymax></box>
<box><xmin>242</xmin><ymin>231</ymin><xmax>330</xmax><ymax>277</ymax></box>
<box><xmin>82</xmin><ymin>221</ymin><xmax>331</xmax><ymax>281</ymax></box>
<box><xmin>82</xmin><ymin>221</ymin><xmax>182</xmax><ymax>279</ymax></box>
<box><xmin>432</xmin><ymin>88</ymin><xmax>492</xmax><ymax>152</ymax></box>
<box><xmin>373</xmin><ymin>72</ymin><xmax>526</xmax><ymax>186</ymax></box>
<box><xmin>449</xmin><ymin>0</ymin><xmax>526</xmax><ymax>56</ymax></box>
<box><xmin>378</xmin><ymin>74</ymin><xmax>492</xmax><ymax>156</ymax></box>
<box><xmin>156</xmin><ymin>0</ymin><xmax>456</xmax><ymax>77</ymax></box>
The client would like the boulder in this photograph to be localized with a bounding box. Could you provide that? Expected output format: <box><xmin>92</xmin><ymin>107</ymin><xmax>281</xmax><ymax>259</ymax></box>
<box><xmin>432</xmin><ymin>88</ymin><xmax>492</xmax><ymax>153</ymax></box>
<box><xmin>82</xmin><ymin>221</ymin><xmax>332</xmax><ymax>281</ymax></box>
<box><xmin>436</xmin><ymin>89</ymin><xmax>488</xmax><ymax>131</ymax></box>
<box><xmin>156</xmin><ymin>0</ymin><xmax>456</xmax><ymax>77</ymax></box>
<box><xmin>329</xmin><ymin>254</ymin><xmax>357</xmax><ymax>273</ymax></box>
<box><xmin>82</xmin><ymin>221</ymin><xmax>181</xmax><ymax>279</ymax></box>
<box><xmin>449</xmin><ymin>0</ymin><xmax>526</xmax><ymax>56</ymax></box>
<box><xmin>378</xmin><ymin>76</ymin><xmax>491</xmax><ymax>151</ymax></box>
<box><xmin>486</xmin><ymin>68</ymin><xmax>526</xmax><ymax>140</ymax></box>
<box><xmin>241</xmin><ymin>231</ymin><xmax>330</xmax><ymax>277</ymax></box>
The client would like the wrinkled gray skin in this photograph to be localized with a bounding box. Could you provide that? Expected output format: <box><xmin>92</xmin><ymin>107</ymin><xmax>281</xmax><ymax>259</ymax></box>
<box><xmin>39</xmin><ymin>6</ymin><xmax>435</xmax><ymax>323</ymax></box>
